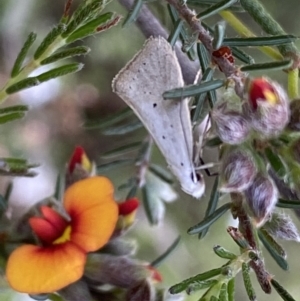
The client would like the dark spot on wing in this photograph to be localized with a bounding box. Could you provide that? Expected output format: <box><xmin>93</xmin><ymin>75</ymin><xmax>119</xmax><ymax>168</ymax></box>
<box><xmin>153</xmin><ymin>103</ymin><xmax>157</xmax><ymax>108</ymax></box>
<box><xmin>181</xmin><ymin>162</ymin><xmax>184</xmax><ymax>166</ymax></box>
<box><xmin>170</xmin><ymin>124</ymin><xmax>173</xmax><ymax>128</ymax></box>
<box><xmin>162</xmin><ymin>136</ymin><xmax>165</xmax><ymax>139</ymax></box>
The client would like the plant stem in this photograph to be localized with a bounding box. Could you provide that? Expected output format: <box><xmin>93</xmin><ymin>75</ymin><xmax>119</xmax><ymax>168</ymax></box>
<box><xmin>288</xmin><ymin>68</ymin><xmax>299</xmax><ymax>99</ymax></box>
<box><xmin>219</xmin><ymin>10</ymin><xmax>283</xmax><ymax>61</ymax></box>
<box><xmin>239</xmin><ymin>0</ymin><xmax>300</xmax><ymax>67</ymax></box>
<box><xmin>164</xmin><ymin>0</ymin><xmax>246</xmax><ymax>96</ymax></box>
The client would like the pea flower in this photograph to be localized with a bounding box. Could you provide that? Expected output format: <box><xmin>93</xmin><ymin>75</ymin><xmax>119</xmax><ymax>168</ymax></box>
<box><xmin>6</xmin><ymin>176</ymin><xmax>118</xmax><ymax>294</ymax></box>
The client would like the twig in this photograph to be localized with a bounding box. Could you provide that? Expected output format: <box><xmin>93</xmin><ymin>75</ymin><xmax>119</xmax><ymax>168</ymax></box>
<box><xmin>164</xmin><ymin>0</ymin><xmax>246</xmax><ymax>96</ymax></box>
<box><xmin>118</xmin><ymin>0</ymin><xmax>200</xmax><ymax>85</ymax></box>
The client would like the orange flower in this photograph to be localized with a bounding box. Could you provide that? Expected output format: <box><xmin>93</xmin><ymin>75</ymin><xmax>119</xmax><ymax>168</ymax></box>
<box><xmin>6</xmin><ymin>177</ymin><xmax>118</xmax><ymax>294</ymax></box>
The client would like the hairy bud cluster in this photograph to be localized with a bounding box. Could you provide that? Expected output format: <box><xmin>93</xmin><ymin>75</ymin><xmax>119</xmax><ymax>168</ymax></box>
<box><xmin>243</xmin><ymin>77</ymin><xmax>290</xmax><ymax>137</ymax></box>
<box><xmin>212</xmin><ymin>102</ymin><xmax>250</xmax><ymax>145</ymax></box>
<box><xmin>244</xmin><ymin>173</ymin><xmax>278</xmax><ymax>227</ymax></box>
<box><xmin>220</xmin><ymin>148</ymin><xmax>256</xmax><ymax>193</ymax></box>
<box><xmin>220</xmin><ymin>147</ymin><xmax>278</xmax><ymax>226</ymax></box>
<box><xmin>211</xmin><ymin>77</ymin><xmax>289</xmax><ymax>144</ymax></box>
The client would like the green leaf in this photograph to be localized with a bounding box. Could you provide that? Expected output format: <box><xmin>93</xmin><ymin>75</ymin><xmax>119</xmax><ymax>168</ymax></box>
<box><xmin>125</xmin><ymin>183</ymin><xmax>139</xmax><ymax>200</ymax></box>
<box><xmin>84</xmin><ymin>107</ymin><xmax>133</xmax><ymax>129</ymax></box>
<box><xmin>168</xmin><ymin>19</ymin><xmax>184</xmax><ymax>47</ymax></box>
<box><xmin>213</xmin><ymin>245</ymin><xmax>237</xmax><ymax>260</ymax></box>
<box><xmin>240</xmin><ymin>59</ymin><xmax>292</xmax><ymax>72</ymax></box>
<box><xmin>0</xmin><ymin>157</ymin><xmax>38</xmax><ymax>177</ymax></box>
<box><xmin>231</xmin><ymin>46</ymin><xmax>255</xmax><ymax>64</ymax></box>
<box><xmin>271</xmin><ymin>279</ymin><xmax>296</xmax><ymax>301</ymax></box>
<box><xmin>123</xmin><ymin>0</ymin><xmax>143</xmax><ymax>27</ymax></box>
<box><xmin>54</xmin><ymin>173</ymin><xmax>65</xmax><ymax>202</ymax></box>
<box><xmin>0</xmin><ymin>105</ymin><xmax>28</xmax><ymax>114</ymax></box>
<box><xmin>227</xmin><ymin>278</ymin><xmax>235</xmax><ymax>301</ymax></box>
<box><xmin>40</xmin><ymin>46</ymin><xmax>91</xmax><ymax>65</ymax></box>
<box><xmin>63</xmin><ymin>0</ymin><xmax>106</xmax><ymax>37</ymax></box>
<box><xmin>192</xmin><ymin>67</ymin><xmax>214</xmax><ymax>123</ymax></box>
<box><xmin>142</xmin><ymin>184</ymin><xmax>164</xmax><ymax>225</ymax></box>
<box><xmin>187</xmin><ymin>0</ymin><xmax>244</xmax><ymax>12</ymax></box>
<box><xmin>36</xmin><ymin>63</ymin><xmax>83</xmax><ymax>83</ymax></box>
<box><xmin>223</xmin><ymin>35</ymin><xmax>297</xmax><ymax>47</ymax></box>
<box><xmin>197</xmin><ymin>0</ymin><xmax>238</xmax><ymax>19</ymax></box>
<box><xmin>258</xmin><ymin>229</ymin><xmax>288</xmax><ymax>271</ymax></box>
<box><xmin>168</xmin><ymin>4</ymin><xmax>197</xmax><ymax>60</ymax></box>
<box><xmin>11</xmin><ymin>32</ymin><xmax>37</xmax><ymax>77</ymax></box>
<box><xmin>0</xmin><ymin>112</ymin><xmax>25</xmax><ymax>124</ymax></box>
<box><xmin>101</xmin><ymin>141</ymin><xmax>142</xmax><ymax>158</ymax></box>
<box><xmin>265</xmin><ymin>147</ymin><xmax>286</xmax><ymax>178</ymax></box>
<box><xmin>242</xmin><ymin>263</ymin><xmax>256</xmax><ymax>301</ymax></box>
<box><xmin>163</xmin><ymin>80</ymin><xmax>224</xmax><ymax>99</ymax></box>
<box><xmin>227</xmin><ymin>227</ymin><xmax>251</xmax><ymax>250</ymax></box>
<box><xmin>260</xmin><ymin>228</ymin><xmax>286</xmax><ymax>257</ymax></box>
<box><xmin>102</xmin><ymin>119</ymin><xmax>143</xmax><ymax>135</ymax></box>
<box><xmin>169</xmin><ymin>268</ymin><xmax>222</xmax><ymax>294</ymax></box>
<box><xmin>213</xmin><ymin>22</ymin><xmax>226</xmax><ymax>50</ymax></box>
<box><xmin>29</xmin><ymin>294</ymin><xmax>49</xmax><ymax>301</ymax></box>
<box><xmin>66</xmin><ymin>12</ymin><xmax>114</xmax><ymax>43</ymax></box>
<box><xmin>219</xmin><ymin>282</ymin><xmax>228</xmax><ymax>301</ymax></box>
<box><xmin>149</xmin><ymin>163</ymin><xmax>174</xmax><ymax>184</ymax></box>
<box><xmin>151</xmin><ymin>236</ymin><xmax>181</xmax><ymax>267</ymax></box>
<box><xmin>96</xmin><ymin>158</ymin><xmax>134</xmax><ymax>173</ymax></box>
<box><xmin>34</xmin><ymin>24</ymin><xmax>66</xmax><ymax>59</ymax></box>
<box><xmin>6</xmin><ymin>78</ymin><xmax>40</xmax><ymax>94</ymax></box>
<box><xmin>276</xmin><ymin>199</ymin><xmax>300</xmax><ymax>209</ymax></box>
<box><xmin>197</xmin><ymin>42</ymin><xmax>210</xmax><ymax>71</ymax></box>
<box><xmin>188</xmin><ymin>203</ymin><xmax>231</xmax><ymax>235</ymax></box>
<box><xmin>186</xmin><ymin>279</ymin><xmax>218</xmax><ymax>295</ymax></box>
<box><xmin>199</xmin><ymin>176</ymin><xmax>220</xmax><ymax>238</ymax></box>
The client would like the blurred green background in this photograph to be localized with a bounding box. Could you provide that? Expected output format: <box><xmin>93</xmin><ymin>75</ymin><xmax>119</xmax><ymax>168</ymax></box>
<box><xmin>0</xmin><ymin>0</ymin><xmax>300</xmax><ymax>300</ymax></box>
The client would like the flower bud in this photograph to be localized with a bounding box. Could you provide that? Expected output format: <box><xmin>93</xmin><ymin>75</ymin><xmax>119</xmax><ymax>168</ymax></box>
<box><xmin>244</xmin><ymin>77</ymin><xmax>290</xmax><ymax>137</ymax></box>
<box><xmin>287</xmin><ymin>98</ymin><xmax>300</xmax><ymax>131</ymax></box>
<box><xmin>264</xmin><ymin>212</ymin><xmax>300</xmax><ymax>242</ymax></box>
<box><xmin>244</xmin><ymin>173</ymin><xmax>278</xmax><ymax>227</ymax></box>
<box><xmin>85</xmin><ymin>254</ymin><xmax>150</xmax><ymax>288</ymax></box>
<box><xmin>212</xmin><ymin>104</ymin><xmax>250</xmax><ymax>145</ymax></box>
<box><xmin>220</xmin><ymin>148</ymin><xmax>257</xmax><ymax>193</ymax></box>
<box><xmin>117</xmin><ymin>198</ymin><xmax>140</xmax><ymax>230</ymax></box>
<box><xmin>66</xmin><ymin>146</ymin><xmax>95</xmax><ymax>185</ymax></box>
<box><xmin>126</xmin><ymin>279</ymin><xmax>155</xmax><ymax>301</ymax></box>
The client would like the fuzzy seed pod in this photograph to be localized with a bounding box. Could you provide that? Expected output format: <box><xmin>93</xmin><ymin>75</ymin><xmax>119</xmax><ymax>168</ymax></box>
<box><xmin>212</xmin><ymin>103</ymin><xmax>250</xmax><ymax>145</ymax></box>
<box><xmin>243</xmin><ymin>77</ymin><xmax>290</xmax><ymax>137</ymax></box>
<box><xmin>220</xmin><ymin>148</ymin><xmax>257</xmax><ymax>193</ymax></box>
<box><xmin>244</xmin><ymin>173</ymin><xmax>278</xmax><ymax>227</ymax></box>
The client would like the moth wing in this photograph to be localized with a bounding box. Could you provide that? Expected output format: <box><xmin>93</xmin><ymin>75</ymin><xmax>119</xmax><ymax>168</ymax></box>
<box><xmin>112</xmin><ymin>37</ymin><xmax>203</xmax><ymax>198</ymax></box>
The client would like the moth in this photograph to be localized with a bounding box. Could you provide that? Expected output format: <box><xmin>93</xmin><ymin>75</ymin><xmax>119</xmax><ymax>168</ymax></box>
<box><xmin>112</xmin><ymin>37</ymin><xmax>205</xmax><ymax>198</ymax></box>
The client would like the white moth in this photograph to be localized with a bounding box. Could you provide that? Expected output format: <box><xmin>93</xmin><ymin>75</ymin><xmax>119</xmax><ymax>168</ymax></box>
<box><xmin>112</xmin><ymin>36</ymin><xmax>205</xmax><ymax>198</ymax></box>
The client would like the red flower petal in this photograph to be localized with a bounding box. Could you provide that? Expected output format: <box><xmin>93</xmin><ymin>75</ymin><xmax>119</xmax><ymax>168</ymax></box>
<box><xmin>6</xmin><ymin>242</ymin><xmax>86</xmax><ymax>294</ymax></box>
<box><xmin>68</xmin><ymin>146</ymin><xmax>85</xmax><ymax>173</ymax></box>
<box><xmin>64</xmin><ymin>177</ymin><xmax>118</xmax><ymax>252</ymax></box>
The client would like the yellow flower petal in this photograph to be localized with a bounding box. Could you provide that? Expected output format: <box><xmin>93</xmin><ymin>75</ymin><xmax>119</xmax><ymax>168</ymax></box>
<box><xmin>6</xmin><ymin>243</ymin><xmax>86</xmax><ymax>294</ymax></box>
<box><xmin>64</xmin><ymin>177</ymin><xmax>118</xmax><ymax>252</ymax></box>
